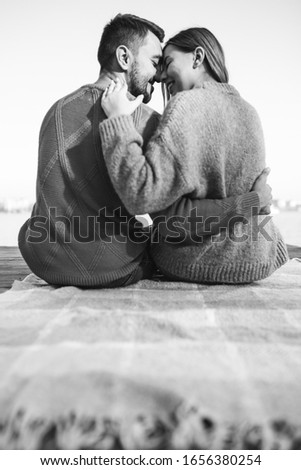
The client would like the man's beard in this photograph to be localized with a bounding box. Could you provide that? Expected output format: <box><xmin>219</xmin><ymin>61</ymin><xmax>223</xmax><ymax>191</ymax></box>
<box><xmin>128</xmin><ymin>63</ymin><xmax>153</xmax><ymax>104</ymax></box>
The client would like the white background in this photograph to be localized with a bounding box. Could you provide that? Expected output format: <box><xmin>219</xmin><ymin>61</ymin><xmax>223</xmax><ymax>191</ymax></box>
<box><xmin>1</xmin><ymin>0</ymin><xmax>301</xmax><ymax>203</ymax></box>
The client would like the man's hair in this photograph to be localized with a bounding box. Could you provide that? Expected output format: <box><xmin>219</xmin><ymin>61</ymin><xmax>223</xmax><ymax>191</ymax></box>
<box><xmin>97</xmin><ymin>14</ymin><xmax>165</xmax><ymax>70</ymax></box>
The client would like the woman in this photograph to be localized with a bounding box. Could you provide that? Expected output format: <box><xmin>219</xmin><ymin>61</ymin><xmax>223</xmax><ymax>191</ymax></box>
<box><xmin>99</xmin><ymin>27</ymin><xmax>288</xmax><ymax>283</ymax></box>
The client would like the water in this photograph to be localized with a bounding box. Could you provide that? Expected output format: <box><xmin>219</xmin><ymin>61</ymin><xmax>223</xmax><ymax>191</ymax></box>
<box><xmin>272</xmin><ymin>211</ymin><xmax>301</xmax><ymax>246</ymax></box>
<box><xmin>0</xmin><ymin>211</ymin><xmax>300</xmax><ymax>247</ymax></box>
<box><xmin>0</xmin><ymin>212</ymin><xmax>31</xmax><ymax>246</ymax></box>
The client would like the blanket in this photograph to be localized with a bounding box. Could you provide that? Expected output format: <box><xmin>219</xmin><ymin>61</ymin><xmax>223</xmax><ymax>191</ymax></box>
<box><xmin>0</xmin><ymin>259</ymin><xmax>301</xmax><ymax>450</ymax></box>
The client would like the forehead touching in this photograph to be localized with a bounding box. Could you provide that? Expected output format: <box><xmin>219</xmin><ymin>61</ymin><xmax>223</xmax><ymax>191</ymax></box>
<box><xmin>163</xmin><ymin>44</ymin><xmax>183</xmax><ymax>61</ymax></box>
<box><xmin>137</xmin><ymin>31</ymin><xmax>162</xmax><ymax>61</ymax></box>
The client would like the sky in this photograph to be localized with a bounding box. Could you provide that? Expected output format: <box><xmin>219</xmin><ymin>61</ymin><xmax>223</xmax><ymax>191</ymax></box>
<box><xmin>1</xmin><ymin>0</ymin><xmax>301</xmax><ymax>203</ymax></box>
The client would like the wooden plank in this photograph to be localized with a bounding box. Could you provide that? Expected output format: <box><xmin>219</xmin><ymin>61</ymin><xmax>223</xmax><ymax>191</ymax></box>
<box><xmin>287</xmin><ymin>244</ymin><xmax>301</xmax><ymax>260</ymax></box>
<box><xmin>0</xmin><ymin>245</ymin><xmax>300</xmax><ymax>295</ymax></box>
<box><xmin>0</xmin><ymin>246</ymin><xmax>31</xmax><ymax>293</ymax></box>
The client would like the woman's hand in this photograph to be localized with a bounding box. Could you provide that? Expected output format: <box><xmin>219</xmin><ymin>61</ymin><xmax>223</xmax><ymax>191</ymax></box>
<box><xmin>251</xmin><ymin>167</ymin><xmax>273</xmax><ymax>214</ymax></box>
<box><xmin>101</xmin><ymin>78</ymin><xmax>144</xmax><ymax>118</ymax></box>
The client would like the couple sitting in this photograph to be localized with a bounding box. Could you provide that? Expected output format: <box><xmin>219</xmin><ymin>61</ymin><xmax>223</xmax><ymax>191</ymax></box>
<box><xmin>18</xmin><ymin>14</ymin><xmax>288</xmax><ymax>287</ymax></box>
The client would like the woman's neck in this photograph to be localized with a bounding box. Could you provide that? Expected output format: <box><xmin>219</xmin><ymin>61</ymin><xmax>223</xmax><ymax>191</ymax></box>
<box><xmin>194</xmin><ymin>70</ymin><xmax>217</xmax><ymax>88</ymax></box>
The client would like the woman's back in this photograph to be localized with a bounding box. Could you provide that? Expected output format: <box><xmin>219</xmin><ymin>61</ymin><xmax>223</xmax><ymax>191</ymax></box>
<box><xmin>166</xmin><ymin>83</ymin><xmax>265</xmax><ymax>200</ymax></box>
<box><xmin>99</xmin><ymin>23</ymin><xmax>288</xmax><ymax>284</ymax></box>
<box><xmin>99</xmin><ymin>81</ymin><xmax>288</xmax><ymax>283</ymax></box>
<box><xmin>149</xmin><ymin>83</ymin><xmax>288</xmax><ymax>283</ymax></box>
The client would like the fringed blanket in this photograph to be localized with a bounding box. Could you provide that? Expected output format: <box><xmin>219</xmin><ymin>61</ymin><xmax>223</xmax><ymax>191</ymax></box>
<box><xmin>0</xmin><ymin>260</ymin><xmax>301</xmax><ymax>450</ymax></box>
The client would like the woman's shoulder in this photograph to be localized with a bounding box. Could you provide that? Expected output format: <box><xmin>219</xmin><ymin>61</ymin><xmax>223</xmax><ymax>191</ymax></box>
<box><xmin>159</xmin><ymin>82</ymin><xmax>258</xmax><ymax>128</ymax></box>
<box><xmin>162</xmin><ymin>89</ymin><xmax>203</xmax><ymax>121</ymax></box>
<box><xmin>164</xmin><ymin>82</ymin><xmax>238</xmax><ymax>111</ymax></box>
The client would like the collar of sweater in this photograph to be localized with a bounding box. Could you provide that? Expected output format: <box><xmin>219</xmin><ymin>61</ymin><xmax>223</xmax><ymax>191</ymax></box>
<box><xmin>85</xmin><ymin>82</ymin><xmax>138</xmax><ymax>102</ymax></box>
<box><xmin>197</xmin><ymin>81</ymin><xmax>239</xmax><ymax>95</ymax></box>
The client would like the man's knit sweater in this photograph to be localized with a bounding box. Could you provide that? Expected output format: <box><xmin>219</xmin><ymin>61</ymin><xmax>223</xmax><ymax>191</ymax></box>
<box><xmin>18</xmin><ymin>84</ymin><xmax>162</xmax><ymax>287</ymax></box>
<box><xmin>99</xmin><ymin>82</ymin><xmax>288</xmax><ymax>283</ymax></box>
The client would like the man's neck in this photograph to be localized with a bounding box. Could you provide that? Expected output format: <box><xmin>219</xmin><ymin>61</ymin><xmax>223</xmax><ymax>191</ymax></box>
<box><xmin>94</xmin><ymin>71</ymin><xmax>126</xmax><ymax>89</ymax></box>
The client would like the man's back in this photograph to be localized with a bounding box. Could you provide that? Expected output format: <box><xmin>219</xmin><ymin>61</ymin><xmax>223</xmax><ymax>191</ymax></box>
<box><xmin>18</xmin><ymin>84</ymin><xmax>160</xmax><ymax>287</ymax></box>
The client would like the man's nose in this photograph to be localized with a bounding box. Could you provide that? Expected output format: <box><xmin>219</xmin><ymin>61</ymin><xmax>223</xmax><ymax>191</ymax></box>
<box><xmin>154</xmin><ymin>68</ymin><xmax>162</xmax><ymax>83</ymax></box>
<box><xmin>159</xmin><ymin>68</ymin><xmax>167</xmax><ymax>83</ymax></box>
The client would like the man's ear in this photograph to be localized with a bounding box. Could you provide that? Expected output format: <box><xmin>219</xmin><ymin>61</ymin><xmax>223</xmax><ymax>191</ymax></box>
<box><xmin>115</xmin><ymin>45</ymin><xmax>132</xmax><ymax>71</ymax></box>
<box><xmin>193</xmin><ymin>46</ymin><xmax>205</xmax><ymax>69</ymax></box>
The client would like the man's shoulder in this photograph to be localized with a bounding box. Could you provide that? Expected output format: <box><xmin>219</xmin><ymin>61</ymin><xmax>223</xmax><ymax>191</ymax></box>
<box><xmin>138</xmin><ymin>103</ymin><xmax>161</xmax><ymax>127</ymax></box>
<box><xmin>40</xmin><ymin>85</ymin><xmax>96</xmax><ymax>130</ymax></box>
<box><xmin>139</xmin><ymin>103</ymin><xmax>161</xmax><ymax>119</ymax></box>
<box><xmin>135</xmin><ymin>103</ymin><xmax>161</xmax><ymax>140</ymax></box>
<box><xmin>46</xmin><ymin>85</ymin><xmax>96</xmax><ymax>113</ymax></box>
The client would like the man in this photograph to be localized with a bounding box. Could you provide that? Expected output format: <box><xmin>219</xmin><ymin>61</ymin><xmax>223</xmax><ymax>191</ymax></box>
<box><xmin>18</xmin><ymin>14</ymin><xmax>271</xmax><ymax>287</ymax></box>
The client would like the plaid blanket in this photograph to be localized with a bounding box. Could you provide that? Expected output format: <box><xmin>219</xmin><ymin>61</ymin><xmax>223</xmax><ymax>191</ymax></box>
<box><xmin>0</xmin><ymin>259</ymin><xmax>301</xmax><ymax>450</ymax></box>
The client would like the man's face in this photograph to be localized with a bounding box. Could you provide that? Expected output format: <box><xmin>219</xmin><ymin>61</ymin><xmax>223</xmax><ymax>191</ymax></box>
<box><xmin>128</xmin><ymin>31</ymin><xmax>162</xmax><ymax>104</ymax></box>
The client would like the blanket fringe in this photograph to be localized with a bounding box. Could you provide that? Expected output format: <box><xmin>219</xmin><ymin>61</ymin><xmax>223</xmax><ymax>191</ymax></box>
<box><xmin>1</xmin><ymin>403</ymin><xmax>301</xmax><ymax>450</ymax></box>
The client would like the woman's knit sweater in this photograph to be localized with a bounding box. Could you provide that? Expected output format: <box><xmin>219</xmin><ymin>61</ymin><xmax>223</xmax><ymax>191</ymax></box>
<box><xmin>99</xmin><ymin>82</ymin><xmax>288</xmax><ymax>283</ymax></box>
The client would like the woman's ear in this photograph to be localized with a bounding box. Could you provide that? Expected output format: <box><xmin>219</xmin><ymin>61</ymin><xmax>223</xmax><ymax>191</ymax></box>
<box><xmin>193</xmin><ymin>46</ymin><xmax>205</xmax><ymax>69</ymax></box>
<box><xmin>115</xmin><ymin>45</ymin><xmax>132</xmax><ymax>71</ymax></box>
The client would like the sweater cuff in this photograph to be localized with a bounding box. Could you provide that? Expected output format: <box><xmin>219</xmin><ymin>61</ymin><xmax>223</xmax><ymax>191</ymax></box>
<box><xmin>237</xmin><ymin>191</ymin><xmax>260</xmax><ymax>216</ymax></box>
<box><xmin>99</xmin><ymin>115</ymin><xmax>135</xmax><ymax>141</ymax></box>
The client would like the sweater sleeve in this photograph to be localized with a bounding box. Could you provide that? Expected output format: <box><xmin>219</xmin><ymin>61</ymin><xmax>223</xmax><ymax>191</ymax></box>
<box><xmin>99</xmin><ymin>97</ymin><xmax>197</xmax><ymax>215</ymax></box>
<box><xmin>151</xmin><ymin>191</ymin><xmax>260</xmax><ymax>244</ymax></box>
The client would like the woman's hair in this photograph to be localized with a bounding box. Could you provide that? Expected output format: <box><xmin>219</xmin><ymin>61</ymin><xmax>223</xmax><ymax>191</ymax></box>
<box><xmin>164</xmin><ymin>27</ymin><xmax>229</xmax><ymax>83</ymax></box>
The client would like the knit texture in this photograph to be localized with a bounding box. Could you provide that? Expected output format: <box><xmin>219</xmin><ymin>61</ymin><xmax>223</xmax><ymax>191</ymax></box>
<box><xmin>152</xmin><ymin>192</ymin><xmax>261</xmax><ymax>242</ymax></box>
<box><xmin>18</xmin><ymin>85</ymin><xmax>160</xmax><ymax>287</ymax></box>
<box><xmin>99</xmin><ymin>82</ymin><xmax>288</xmax><ymax>283</ymax></box>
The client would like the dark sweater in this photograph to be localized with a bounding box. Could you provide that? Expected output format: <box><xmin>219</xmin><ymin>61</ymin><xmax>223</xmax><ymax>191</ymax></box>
<box><xmin>18</xmin><ymin>84</ymin><xmax>160</xmax><ymax>287</ymax></box>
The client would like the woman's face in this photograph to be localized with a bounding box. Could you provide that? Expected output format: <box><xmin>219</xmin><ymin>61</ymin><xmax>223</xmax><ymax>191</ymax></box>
<box><xmin>161</xmin><ymin>45</ymin><xmax>196</xmax><ymax>96</ymax></box>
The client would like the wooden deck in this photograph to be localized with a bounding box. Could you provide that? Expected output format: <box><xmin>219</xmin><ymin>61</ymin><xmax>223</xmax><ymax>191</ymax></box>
<box><xmin>0</xmin><ymin>247</ymin><xmax>31</xmax><ymax>293</ymax></box>
<box><xmin>0</xmin><ymin>245</ymin><xmax>300</xmax><ymax>294</ymax></box>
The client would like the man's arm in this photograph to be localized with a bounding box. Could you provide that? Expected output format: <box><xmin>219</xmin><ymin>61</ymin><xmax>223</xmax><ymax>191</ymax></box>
<box><xmin>152</xmin><ymin>193</ymin><xmax>259</xmax><ymax>243</ymax></box>
<box><xmin>151</xmin><ymin>168</ymin><xmax>272</xmax><ymax>244</ymax></box>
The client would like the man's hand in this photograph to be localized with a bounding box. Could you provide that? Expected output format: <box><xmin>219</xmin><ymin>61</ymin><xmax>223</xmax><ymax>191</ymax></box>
<box><xmin>101</xmin><ymin>78</ymin><xmax>143</xmax><ymax>118</ymax></box>
<box><xmin>251</xmin><ymin>167</ymin><xmax>273</xmax><ymax>214</ymax></box>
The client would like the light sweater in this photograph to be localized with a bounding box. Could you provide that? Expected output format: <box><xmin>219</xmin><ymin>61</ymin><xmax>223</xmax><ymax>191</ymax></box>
<box><xmin>99</xmin><ymin>82</ymin><xmax>288</xmax><ymax>283</ymax></box>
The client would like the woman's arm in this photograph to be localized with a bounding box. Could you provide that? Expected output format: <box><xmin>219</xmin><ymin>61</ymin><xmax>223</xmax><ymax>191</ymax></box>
<box><xmin>99</xmin><ymin>115</ymin><xmax>193</xmax><ymax>215</ymax></box>
<box><xmin>99</xmin><ymin>81</ymin><xmax>198</xmax><ymax>215</ymax></box>
<box><xmin>99</xmin><ymin>81</ymin><xmax>272</xmax><ymax>229</ymax></box>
